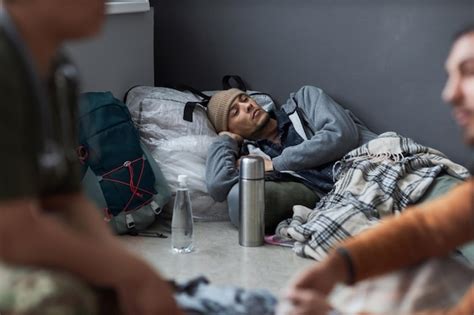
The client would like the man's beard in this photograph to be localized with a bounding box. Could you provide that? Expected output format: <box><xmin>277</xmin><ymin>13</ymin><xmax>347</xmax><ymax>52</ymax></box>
<box><xmin>247</xmin><ymin>113</ymin><xmax>271</xmax><ymax>140</ymax></box>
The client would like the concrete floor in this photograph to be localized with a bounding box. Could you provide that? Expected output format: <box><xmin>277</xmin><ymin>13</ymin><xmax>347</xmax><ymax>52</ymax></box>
<box><xmin>121</xmin><ymin>221</ymin><xmax>314</xmax><ymax>295</ymax></box>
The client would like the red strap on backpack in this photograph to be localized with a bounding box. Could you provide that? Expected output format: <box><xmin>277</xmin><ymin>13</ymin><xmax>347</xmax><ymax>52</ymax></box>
<box><xmin>101</xmin><ymin>157</ymin><xmax>154</xmax><ymax>212</ymax></box>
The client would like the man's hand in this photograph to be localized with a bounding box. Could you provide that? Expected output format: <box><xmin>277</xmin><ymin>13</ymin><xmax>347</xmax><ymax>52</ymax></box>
<box><xmin>263</xmin><ymin>158</ymin><xmax>273</xmax><ymax>172</ymax></box>
<box><xmin>115</xmin><ymin>258</ymin><xmax>183</xmax><ymax>315</ymax></box>
<box><xmin>219</xmin><ymin>131</ymin><xmax>243</xmax><ymax>144</ymax></box>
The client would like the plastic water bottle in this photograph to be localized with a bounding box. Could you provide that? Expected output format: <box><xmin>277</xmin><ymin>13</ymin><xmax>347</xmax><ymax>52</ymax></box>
<box><xmin>171</xmin><ymin>175</ymin><xmax>194</xmax><ymax>253</ymax></box>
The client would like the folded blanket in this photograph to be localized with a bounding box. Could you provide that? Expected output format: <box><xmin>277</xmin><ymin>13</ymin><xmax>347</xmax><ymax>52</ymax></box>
<box><xmin>276</xmin><ymin>132</ymin><xmax>470</xmax><ymax>260</ymax></box>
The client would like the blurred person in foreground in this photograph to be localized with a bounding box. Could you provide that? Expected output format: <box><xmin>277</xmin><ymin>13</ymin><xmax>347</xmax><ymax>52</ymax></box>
<box><xmin>0</xmin><ymin>0</ymin><xmax>182</xmax><ymax>314</ymax></box>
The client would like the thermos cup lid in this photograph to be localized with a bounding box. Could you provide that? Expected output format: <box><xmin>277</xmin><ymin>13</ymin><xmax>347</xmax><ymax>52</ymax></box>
<box><xmin>178</xmin><ymin>174</ymin><xmax>188</xmax><ymax>185</ymax></box>
<box><xmin>240</xmin><ymin>156</ymin><xmax>265</xmax><ymax>180</ymax></box>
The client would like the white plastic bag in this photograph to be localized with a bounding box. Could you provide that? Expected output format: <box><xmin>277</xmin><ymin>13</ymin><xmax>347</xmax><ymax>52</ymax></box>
<box><xmin>126</xmin><ymin>86</ymin><xmax>228</xmax><ymax>221</ymax></box>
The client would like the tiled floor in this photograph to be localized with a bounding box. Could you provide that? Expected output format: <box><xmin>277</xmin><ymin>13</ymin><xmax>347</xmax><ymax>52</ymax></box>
<box><xmin>121</xmin><ymin>221</ymin><xmax>314</xmax><ymax>295</ymax></box>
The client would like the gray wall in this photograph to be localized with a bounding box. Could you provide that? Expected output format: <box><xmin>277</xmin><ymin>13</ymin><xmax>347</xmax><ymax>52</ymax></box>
<box><xmin>66</xmin><ymin>10</ymin><xmax>154</xmax><ymax>99</ymax></box>
<box><xmin>153</xmin><ymin>0</ymin><xmax>473</xmax><ymax>166</ymax></box>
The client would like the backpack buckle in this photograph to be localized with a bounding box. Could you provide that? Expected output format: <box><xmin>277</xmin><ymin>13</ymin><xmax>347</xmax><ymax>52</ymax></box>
<box><xmin>125</xmin><ymin>213</ymin><xmax>135</xmax><ymax>229</ymax></box>
<box><xmin>150</xmin><ymin>201</ymin><xmax>162</xmax><ymax>215</ymax></box>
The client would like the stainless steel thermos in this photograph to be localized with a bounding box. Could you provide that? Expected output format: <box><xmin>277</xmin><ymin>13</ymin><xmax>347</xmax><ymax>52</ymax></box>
<box><xmin>239</xmin><ymin>156</ymin><xmax>265</xmax><ymax>247</ymax></box>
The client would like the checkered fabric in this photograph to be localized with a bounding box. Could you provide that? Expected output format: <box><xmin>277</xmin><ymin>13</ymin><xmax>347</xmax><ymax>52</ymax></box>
<box><xmin>276</xmin><ymin>132</ymin><xmax>470</xmax><ymax>260</ymax></box>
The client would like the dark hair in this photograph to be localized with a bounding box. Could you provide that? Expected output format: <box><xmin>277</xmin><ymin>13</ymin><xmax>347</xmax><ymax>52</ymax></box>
<box><xmin>454</xmin><ymin>24</ymin><xmax>474</xmax><ymax>42</ymax></box>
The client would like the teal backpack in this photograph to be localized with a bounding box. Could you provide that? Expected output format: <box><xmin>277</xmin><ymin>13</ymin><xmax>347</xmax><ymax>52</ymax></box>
<box><xmin>78</xmin><ymin>92</ymin><xmax>170</xmax><ymax>235</ymax></box>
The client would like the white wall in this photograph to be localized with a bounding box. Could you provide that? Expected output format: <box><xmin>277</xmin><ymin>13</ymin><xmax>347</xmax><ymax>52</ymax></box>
<box><xmin>66</xmin><ymin>10</ymin><xmax>154</xmax><ymax>99</ymax></box>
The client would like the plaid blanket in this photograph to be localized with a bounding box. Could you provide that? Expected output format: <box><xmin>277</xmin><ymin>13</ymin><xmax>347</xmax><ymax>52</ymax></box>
<box><xmin>276</xmin><ymin>132</ymin><xmax>470</xmax><ymax>260</ymax></box>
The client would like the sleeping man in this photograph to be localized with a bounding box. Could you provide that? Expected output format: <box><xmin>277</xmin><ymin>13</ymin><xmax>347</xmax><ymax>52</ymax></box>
<box><xmin>205</xmin><ymin>86</ymin><xmax>377</xmax><ymax>231</ymax></box>
<box><xmin>206</xmin><ymin>85</ymin><xmax>469</xmax><ymax>256</ymax></box>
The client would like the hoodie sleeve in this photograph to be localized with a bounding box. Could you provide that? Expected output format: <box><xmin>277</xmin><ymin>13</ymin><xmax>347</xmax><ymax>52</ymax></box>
<box><xmin>205</xmin><ymin>135</ymin><xmax>240</xmax><ymax>202</ymax></box>
<box><xmin>272</xmin><ymin>86</ymin><xmax>360</xmax><ymax>172</ymax></box>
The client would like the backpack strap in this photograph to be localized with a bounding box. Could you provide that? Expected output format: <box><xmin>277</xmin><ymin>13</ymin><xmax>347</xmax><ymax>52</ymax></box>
<box><xmin>222</xmin><ymin>75</ymin><xmax>248</xmax><ymax>91</ymax></box>
<box><xmin>183</xmin><ymin>100</ymin><xmax>210</xmax><ymax>122</ymax></box>
<box><xmin>177</xmin><ymin>84</ymin><xmax>211</xmax><ymax>101</ymax></box>
<box><xmin>123</xmin><ymin>85</ymin><xmax>142</xmax><ymax>103</ymax></box>
<box><xmin>125</xmin><ymin>212</ymin><xmax>168</xmax><ymax>238</ymax></box>
<box><xmin>100</xmin><ymin>156</ymin><xmax>156</xmax><ymax>212</ymax></box>
<box><xmin>177</xmin><ymin>85</ymin><xmax>212</xmax><ymax>122</ymax></box>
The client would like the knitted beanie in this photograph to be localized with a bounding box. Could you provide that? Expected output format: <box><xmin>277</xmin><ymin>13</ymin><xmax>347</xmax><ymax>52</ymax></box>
<box><xmin>207</xmin><ymin>88</ymin><xmax>246</xmax><ymax>133</ymax></box>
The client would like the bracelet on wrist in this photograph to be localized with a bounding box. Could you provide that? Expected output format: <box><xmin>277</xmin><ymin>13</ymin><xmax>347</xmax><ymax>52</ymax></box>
<box><xmin>335</xmin><ymin>247</ymin><xmax>356</xmax><ymax>285</ymax></box>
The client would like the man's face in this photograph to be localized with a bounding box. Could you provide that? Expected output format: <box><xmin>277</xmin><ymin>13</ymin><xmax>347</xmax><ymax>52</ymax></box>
<box><xmin>24</xmin><ymin>0</ymin><xmax>105</xmax><ymax>40</ymax></box>
<box><xmin>227</xmin><ymin>94</ymin><xmax>270</xmax><ymax>139</ymax></box>
<box><xmin>443</xmin><ymin>32</ymin><xmax>474</xmax><ymax>144</ymax></box>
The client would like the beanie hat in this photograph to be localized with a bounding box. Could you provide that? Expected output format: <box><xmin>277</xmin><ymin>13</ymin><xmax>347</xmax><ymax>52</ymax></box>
<box><xmin>207</xmin><ymin>88</ymin><xmax>247</xmax><ymax>133</ymax></box>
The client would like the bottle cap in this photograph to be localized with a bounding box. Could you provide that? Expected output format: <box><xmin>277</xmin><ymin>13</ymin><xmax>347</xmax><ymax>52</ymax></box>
<box><xmin>240</xmin><ymin>156</ymin><xmax>264</xmax><ymax>180</ymax></box>
<box><xmin>178</xmin><ymin>174</ymin><xmax>188</xmax><ymax>185</ymax></box>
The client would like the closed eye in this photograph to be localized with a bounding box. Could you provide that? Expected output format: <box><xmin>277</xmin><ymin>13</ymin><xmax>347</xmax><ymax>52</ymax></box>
<box><xmin>230</xmin><ymin>107</ymin><xmax>238</xmax><ymax>117</ymax></box>
<box><xmin>240</xmin><ymin>95</ymin><xmax>249</xmax><ymax>102</ymax></box>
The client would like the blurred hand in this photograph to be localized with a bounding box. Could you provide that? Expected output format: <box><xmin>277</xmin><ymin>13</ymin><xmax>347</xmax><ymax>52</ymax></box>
<box><xmin>285</xmin><ymin>254</ymin><xmax>348</xmax><ymax>308</ymax></box>
<box><xmin>219</xmin><ymin>131</ymin><xmax>243</xmax><ymax>144</ymax></box>
<box><xmin>284</xmin><ymin>289</ymin><xmax>334</xmax><ymax>315</ymax></box>
<box><xmin>115</xmin><ymin>258</ymin><xmax>183</xmax><ymax>315</ymax></box>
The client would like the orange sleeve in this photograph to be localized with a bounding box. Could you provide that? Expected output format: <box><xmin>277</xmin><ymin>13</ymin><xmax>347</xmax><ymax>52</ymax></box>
<box><xmin>341</xmin><ymin>179</ymin><xmax>474</xmax><ymax>282</ymax></box>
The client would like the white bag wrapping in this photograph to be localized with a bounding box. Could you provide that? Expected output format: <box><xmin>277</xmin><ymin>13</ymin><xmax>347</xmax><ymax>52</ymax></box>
<box><xmin>126</xmin><ymin>86</ymin><xmax>228</xmax><ymax>221</ymax></box>
<box><xmin>152</xmin><ymin>135</ymin><xmax>229</xmax><ymax>221</ymax></box>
